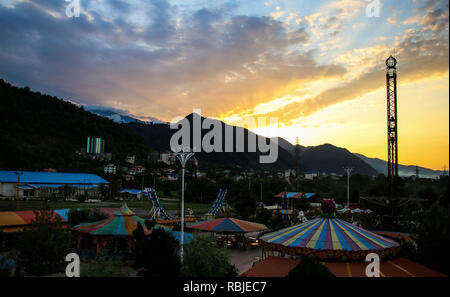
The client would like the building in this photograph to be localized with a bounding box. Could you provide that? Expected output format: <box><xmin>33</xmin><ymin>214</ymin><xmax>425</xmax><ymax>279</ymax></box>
<box><xmin>128</xmin><ymin>165</ymin><xmax>146</xmax><ymax>175</ymax></box>
<box><xmin>125</xmin><ymin>154</ymin><xmax>135</xmax><ymax>164</ymax></box>
<box><xmin>284</xmin><ymin>169</ymin><xmax>296</xmax><ymax>178</ymax></box>
<box><xmin>304</xmin><ymin>172</ymin><xmax>319</xmax><ymax>180</ymax></box>
<box><xmin>0</xmin><ymin>171</ymin><xmax>109</xmax><ymax>199</ymax></box>
<box><xmin>167</xmin><ymin>173</ymin><xmax>180</xmax><ymax>181</ymax></box>
<box><xmin>86</xmin><ymin>136</ymin><xmax>104</xmax><ymax>154</ymax></box>
<box><xmin>104</xmin><ymin>164</ymin><xmax>117</xmax><ymax>174</ymax></box>
<box><xmin>159</xmin><ymin>151</ymin><xmax>175</xmax><ymax>165</ymax></box>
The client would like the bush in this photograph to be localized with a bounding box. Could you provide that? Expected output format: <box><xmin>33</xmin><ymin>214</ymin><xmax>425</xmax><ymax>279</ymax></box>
<box><xmin>180</xmin><ymin>236</ymin><xmax>237</xmax><ymax>277</ymax></box>
<box><xmin>67</xmin><ymin>208</ymin><xmax>108</xmax><ymax>227</ymax></box>
<box><xmin>15</xmin><ymin>204</ymin><xmax>77</xmax><ymax>276</ymax></box>
<box><xmin>415</xmin><ymin>202</ymin><xmax>449</xmax><ymax>274</ymax></box>
<box><xmin>81</xmin><ymin>256</ymin><xmax>133</xmax><ymax>277</ymax></box>
<box><xmin>287</xmin><ymin>256</ymin><xmax>335</xmax><ymax>277</ymax></box>
<box><xmin>133</xmin><ymin>226</ymin><xmax>181</xmax><ymax>277</ymax></box>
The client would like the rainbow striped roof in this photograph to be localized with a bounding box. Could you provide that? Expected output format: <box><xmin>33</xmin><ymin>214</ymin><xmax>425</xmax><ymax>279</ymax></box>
<box><xmin>74</xmin><ymin>202</ymin><xmax>150</xmax><ymax>236</ymax></box>
<box><xmin>189</xmin><ymin>217</ymin><xmax>268</xmax><ymax>233</ymax></box>
<box><xmin>260</xmin><ymin>218</ymin><xmax>400</xmax><ymax>260</ymax></box>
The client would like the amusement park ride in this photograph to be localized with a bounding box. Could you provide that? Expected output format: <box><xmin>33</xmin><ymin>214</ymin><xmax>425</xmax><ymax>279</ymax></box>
<box><xmin>142</xmin><ymin>188</ymin><xmax>228</xmax><ymax>225</ymax></box>
<box><xmin>385</xmin><ymin>54</ymin><xmax>399</xmax><ymax>230</ymax></box>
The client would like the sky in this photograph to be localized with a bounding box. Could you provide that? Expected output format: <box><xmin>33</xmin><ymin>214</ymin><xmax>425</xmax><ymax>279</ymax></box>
<box><xmin>0</xmin><ymin>0</ymin><xmax>448</xmax><ymax>170</ymax></box>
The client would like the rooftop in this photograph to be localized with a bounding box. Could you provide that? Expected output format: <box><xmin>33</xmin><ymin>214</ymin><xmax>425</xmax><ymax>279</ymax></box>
<box><xmin>241</xmin><ymin>256</ymin><xmax>447</xmax><ymax>277</ymax></box>
<box><xmin>0</xmin><ymin>171</ymin><xmax>109</xmax><ymax>185</ymax></box>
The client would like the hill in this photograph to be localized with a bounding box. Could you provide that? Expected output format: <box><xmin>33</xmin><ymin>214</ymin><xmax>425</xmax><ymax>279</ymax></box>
<box><xmin>299</xmin><ymin>144</ymin><xmax>378</xmax><ymax>175</ymax></box>
<box><xmin>0</xmin><ymin>79</ymin><xmax>150</xmax><ymax>171</ymax></box>
<box><xmin>129</xmin><ymin>113</ymin><xmax>296</xmax><ymax>170</ymax></box>
<box><xmin>354</xmin><ymin>153</ymin><xmax>444</xmax><ymax>178</ymax></box>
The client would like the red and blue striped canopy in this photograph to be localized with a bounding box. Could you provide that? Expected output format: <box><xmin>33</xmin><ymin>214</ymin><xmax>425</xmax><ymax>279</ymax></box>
<box><xmin>260</xmin><ymin>218</ymin><xmax>400</xmax><ymax>260</ymax></box>
<box><xmin>189</xmin><ymin>217</ymin><xmax>268</xmax><ymax>233</ymax></box>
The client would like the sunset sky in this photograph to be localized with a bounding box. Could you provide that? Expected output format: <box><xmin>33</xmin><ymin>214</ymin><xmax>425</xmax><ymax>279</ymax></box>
<box><xmin>0</xmin><ymin>0</ymin><xmax>448</xmax><ymax>169</ymax></box>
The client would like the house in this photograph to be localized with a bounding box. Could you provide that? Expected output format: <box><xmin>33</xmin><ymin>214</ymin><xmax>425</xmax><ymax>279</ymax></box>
<box><xmin>129</xmin><ymin>165</ymin><xmax>146</xmax><ymax>175</ymax></box>
<box><xmin>167</xmin><ymin>173</ymin><xmax>180</xmax><ymax>181</ymax></box>
<box><xmin>284</xmin><ymin>169</ymin><xmax>296</xmax><ymax>178</ymax></box>
<box><xmin>125</xmin><ymin>154</ymin><xmax>135</xmax><ymax>164</ymax></box>
<box><xmin>159</xmin><ymin>151</ymin><xmax>175</xmax><ymax>165</ymax></box>
<box><xmin>0</xmin><ymin>171</ymin><xmax>109</xmax><ymax>199</ymax></box>
<box><xmin>304</xmin><ymin>172</ymin><xmax>319</xmax><ymax>180</ymax></box>
<box><xmin>104</xmin><ymin>163</ymin><xmax>117</xmax><ymax>174</ymax></box>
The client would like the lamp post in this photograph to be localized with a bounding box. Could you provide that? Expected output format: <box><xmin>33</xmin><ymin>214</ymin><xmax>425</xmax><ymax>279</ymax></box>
<box><xmin>174</xmin><ymin>148</ymin><xmax>194</xmax><ymax>264</ymax></box>
<box><xmin>343</xmin><ymin>167</ymin><xmax>353</xmax><ymax>209</ymax></box>
<box><xmin>15</xmin><ymin>171</ymin><xmax>23</xmax><ymax>210</ymax></box>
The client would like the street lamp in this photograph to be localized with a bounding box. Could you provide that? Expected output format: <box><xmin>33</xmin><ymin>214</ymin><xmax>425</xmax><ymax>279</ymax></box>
<box><xmin>14</xmin><ymin>171</ymin><xmax>23</xmax><ymax>210</ymax></box>
<box><xmin>343</xmin><ymin>167</ymin><xmax>353</xmax><ymax>209</ymax></box>
<box><xmin>173</xmin><ymin>147</ymin><xmax>194</xmax><ymax>264</ymax></box>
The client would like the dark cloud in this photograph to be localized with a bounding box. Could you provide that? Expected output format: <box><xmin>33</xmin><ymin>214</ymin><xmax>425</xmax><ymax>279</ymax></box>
<box><xmin>0</xmin><ymin>0</ymin><xmax>344</xmax><ymax>120</ymax></box>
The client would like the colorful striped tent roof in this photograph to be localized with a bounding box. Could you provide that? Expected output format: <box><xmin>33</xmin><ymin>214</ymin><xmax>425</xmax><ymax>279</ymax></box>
<box><xmin>274</xmin><ymin>192</ymin><xmax>303</xmax><ymax>198</ymax></box>
<box><xmin>260</xmin><ymin>217</ymin><xmax>400</xmax><ymax>261</ymax></box>
<box><xmin>73</xmin><ymin>202</ymin><xmax>151</xmax><ymax>237</ymax></box>
<box><xmin>188</xmin><ymin>217</ymin><xmax>268</xmax><ymax>233</ymax></box>
<box><xmin>0</xmin><ymin>209</ymin><xmax>70</xmax><ymax>233</ymax></box>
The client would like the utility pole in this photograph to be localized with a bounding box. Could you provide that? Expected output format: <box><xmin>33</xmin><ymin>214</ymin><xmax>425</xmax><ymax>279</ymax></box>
<box><xmin>174</xmin><ymin>148</ymin><xmax>194</xmax><ymax>265</ymax></box>
<box><xmin>260</xmin><ymin>182</ymin><xmax>263</xmax><ymax>203</ymax></box>
<box><xmin>15</xmin><ymin>171</ymin><xmax>23</xmax><ymax>210</ymax></box>
<box><xmin>343</xmin><ymin>167</ymin><xmax>353</xmax><ymax>209</ymax></box>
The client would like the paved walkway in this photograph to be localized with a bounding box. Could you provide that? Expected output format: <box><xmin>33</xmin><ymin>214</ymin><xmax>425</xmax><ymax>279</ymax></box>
<box><xmin>228</xmin><ymin>246</ymin><xmax>263</xmax><ymax>274</ymax></box>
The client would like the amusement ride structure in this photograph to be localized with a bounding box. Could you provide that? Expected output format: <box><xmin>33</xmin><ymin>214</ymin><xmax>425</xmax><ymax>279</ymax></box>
<box><xmin>143</xmin><ymin>188</ymin><xmax>228</xmax><ymax>223</ymax></box>
<box><xmin>259</xmin><ymin>199</ymin><xmax>400</xmax><ymax>261</ymax></box>
<box><xmin>205</xmin><ymin>189</ymin><xmax>228</xmax><ymax>217</ymax></box>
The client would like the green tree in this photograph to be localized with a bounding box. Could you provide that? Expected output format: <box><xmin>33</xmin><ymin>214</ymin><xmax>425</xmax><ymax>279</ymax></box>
<box><xmin>234</xmin><ymin>183</ymin><xmax>257</xmax><ymax>219</ymax></box>
<box><xmin>67</xmin><ymin>208</ymin><xmax>108</xmax><ymax>227</ymax></box>
<box><xmin>180</xmin><ymin>236</ymin><xmax>237</xmax><ymax>277</ymax></box>
<box><xmin>134</xmin><ymin>227</ymin><xmax>181</xmax><ymax>277</ymax></box>
<box><xmin>415</xmin><ymin>202</ymin><xmax>449</xmax><ymax>274</ymax></box>
<box><xmin>287</xmin><ymin>256</ymin><xmax>335</xmax><ymax>277</ymax></box>
<box><xmin>15</xmin><ymin>203</ymin><xmax>76</xmax><ymax>276</ymax></box>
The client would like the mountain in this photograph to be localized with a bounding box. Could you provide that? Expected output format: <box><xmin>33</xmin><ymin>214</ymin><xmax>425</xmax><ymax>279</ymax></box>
<box><xmin>128</xmin><ymin>113</ymin><xmax>296</xmax><ymax>169</ymax></box>
<box><xmin>85</xmin><ymin>106</ymin><xmax>167</xmax><ymax>125</ymax></box>
<box><xmin>354</xmin><ymin>153</ymin><xmax>444</xmax><ymax>178</ymax></box>
<box><xmin>300</xmin><ymin>144</ymin><xmax>378</xmax><ymax>175</ymax></box>
<box><xmin>0</xmin><ymin>79</ymin><xmax>150</xmax><ymax>171</ymax></box>
<box><xmin>273</xmin><ymin>137</ymin><xmax>306</xmax><ymax>155</ymax></box>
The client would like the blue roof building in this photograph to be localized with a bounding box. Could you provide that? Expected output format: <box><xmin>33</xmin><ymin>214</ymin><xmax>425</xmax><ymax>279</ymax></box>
<box><xmin>0</xmin><ymin>171</ymin><xmax>109</xmax><ymax>198</ymax></box>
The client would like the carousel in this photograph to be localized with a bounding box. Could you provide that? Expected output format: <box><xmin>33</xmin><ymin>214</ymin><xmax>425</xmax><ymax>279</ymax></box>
<box><xmin>188</xmin><ymin>217</ymin><xmax>268</xmax><ymax>248</ymax></box>
<box><xmin>259</xmin><ymin>199</ymin><xmax>400</xmax><ymax>261</ymax></box>
<box><xmin>73</xmin><ymin>202</ymin><xmax>152</xmax><ymax>256</ymax></box>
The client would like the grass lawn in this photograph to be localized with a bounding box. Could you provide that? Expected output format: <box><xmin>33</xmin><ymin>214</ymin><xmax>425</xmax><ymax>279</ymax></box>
<box><xmin>0</xmin><ymin>199</ymin><xmax>211</xmax><ymax>214</ymax></box>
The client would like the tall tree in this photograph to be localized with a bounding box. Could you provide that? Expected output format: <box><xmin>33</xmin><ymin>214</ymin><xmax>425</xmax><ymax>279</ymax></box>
<box><xmin>15</xmin><ymin>203</ymin><xmax>76</xmax><ymax>276</ymax></box>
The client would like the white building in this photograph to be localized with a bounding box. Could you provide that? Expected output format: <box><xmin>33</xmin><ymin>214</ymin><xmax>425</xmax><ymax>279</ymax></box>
<box><xmin>304</xmin><ymin>172</ymin><xmax>319</xmax><ymax>180</ymax></box>
<box><xmin>125</xmin><ymin>154</ymin><xmax>136</xmax><ymax>164</ymax></box>
<box><xmin>159</xmin><ymin>151</ymin><xmax>175</xmax><ymax>165</ymax></box>
<box><xmin>104</xmin><ymin>164</ymin><xmax>117</xmax><ymax>174</ymax></box>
